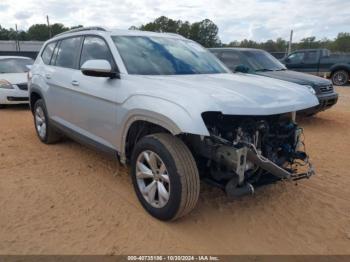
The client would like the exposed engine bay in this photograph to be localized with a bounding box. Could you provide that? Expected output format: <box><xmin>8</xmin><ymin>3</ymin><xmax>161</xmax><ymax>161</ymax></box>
<box><xmin>188</xmin><ymin>112</ymin><xmax>315</xmax><ymax>197</ymax></box>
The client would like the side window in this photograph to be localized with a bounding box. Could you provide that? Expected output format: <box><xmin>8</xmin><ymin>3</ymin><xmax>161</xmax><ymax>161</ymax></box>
<box><xmin>221</xmin><ymin>51</ymin><xmax>243</xmax><ymax>70</ymax></box>
<box><xmin>55</xmin><ymin>37</ymin><xmax>82</xmax><ymax>69</ymax></box>
<box><xmin>303</xmin><ymin>51</ymin><xmax>318</xmax><ymax>63</ymax></box>
<box><xmin>41</xmin><ymin>42</ymin><xmax>56</xmax><ymax>65</ymax></box>
<box><xmin>288</xmin><ymin>52</ymin><xmax>305</xmax><ymax>63</ymax></box>
<box><xmin>80</xmin><ymin>36</ymin><xmax>114</xmax><ymax>67</ymax></box>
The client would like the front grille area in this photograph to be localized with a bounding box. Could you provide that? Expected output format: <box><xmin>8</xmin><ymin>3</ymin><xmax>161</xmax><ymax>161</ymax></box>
<box><xmin>319</xmin><ymin>84</ymin><xmax>334</xmax><ymax>93</ymax></box>
<box><xmin>16</xmin><ymin>83</ymin><xmax>28</xmax><ymax>91</ymax></box>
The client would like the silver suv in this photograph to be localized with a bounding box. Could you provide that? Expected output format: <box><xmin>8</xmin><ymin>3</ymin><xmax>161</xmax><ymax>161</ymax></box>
<box><xmin>29</xmin><ymin>27</ymin><xmax>318</xmax><ymax>220</ymax></box>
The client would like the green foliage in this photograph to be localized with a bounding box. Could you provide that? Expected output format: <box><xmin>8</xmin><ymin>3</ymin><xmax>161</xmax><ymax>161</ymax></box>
<box><xmin>0</xmin><ymin>20</ymin><xmax>349</xmax><ymax>53</ymax></box>
<box><xmin>132</xmin><ymin>16</ymin><xmax>221</xmax><ymax>47</ymax></box>
<box><xmin>0</xmin><ymin>23</ymin><xmax>80</xmax><ymax>41</ymax></box>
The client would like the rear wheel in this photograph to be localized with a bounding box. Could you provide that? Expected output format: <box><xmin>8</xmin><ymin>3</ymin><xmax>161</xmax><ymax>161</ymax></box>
<box><xmin>131</xmin><ymin>133</ymin><xmax>200</xmax><ymax>221</ymax></box>
<box><xmin>331</xmin><ymin>70</ymin><xmax>349</xmax><ymax>86</ymax></box>
<box><xmin>33</xmin><ymin>99</ymin><xmax>61</xmax><ymax>144</ymax></box>
<box><xmin>0</xmin><ymin>104</ymin><xmax>5</xmax><ymax>109</ymax></box>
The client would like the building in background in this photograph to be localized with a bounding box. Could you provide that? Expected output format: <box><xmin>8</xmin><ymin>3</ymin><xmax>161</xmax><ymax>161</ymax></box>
<box><xmin>0</xmin><ymin>41</ymin><xmax>43</xmax><ymax>59</ymax></box>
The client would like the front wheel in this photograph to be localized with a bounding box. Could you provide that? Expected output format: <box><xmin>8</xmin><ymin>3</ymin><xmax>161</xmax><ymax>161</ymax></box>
<box><xmin>131</xmin><ymin>133</ymin><xmax>200</xmax><ymax>221</ymax></box>
<box><xmin>331</xmin><ymin>70</ymin><xmax>349</xmax><ymax>86</ymax></box>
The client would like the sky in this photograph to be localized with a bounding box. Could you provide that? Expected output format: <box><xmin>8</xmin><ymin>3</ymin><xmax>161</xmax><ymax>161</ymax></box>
<box><xmin>0</xmin><ymin>0</ymin><xmax>349</xmax><ymax>43</ymax></box>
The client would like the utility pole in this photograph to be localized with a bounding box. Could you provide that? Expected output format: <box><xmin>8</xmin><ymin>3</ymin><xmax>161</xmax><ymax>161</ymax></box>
<box><xmin>288</xmin><ymin>29</ymin><xmax>293</xmax><ymax>55</ymax></box>
<box><xmin>15</xmin><ymin>24</ymin><xmax>20</xmax><ymax>52</ymax></box>
<box><xmin>47</xmin><ymin>15</ymin><xmax>52</xmax><ymax>38</ymax></box>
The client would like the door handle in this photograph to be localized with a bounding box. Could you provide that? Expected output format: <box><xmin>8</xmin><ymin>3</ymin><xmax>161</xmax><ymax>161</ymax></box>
<box><xmin>45</xmin><ymin>73</ymin><xmax>51</xmax><ymax>79</ymax></box>
<box><xmin>71</xmin><ymin>80</ymin><xmax>79</xmax><ymax>86</ymax></box>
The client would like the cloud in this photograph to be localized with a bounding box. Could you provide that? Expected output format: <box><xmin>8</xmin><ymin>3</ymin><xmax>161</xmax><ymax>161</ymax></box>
<box><xmin>0</xmin><ymin>0</ymin><xmax>349</xmax><ymax>42</ymax></box>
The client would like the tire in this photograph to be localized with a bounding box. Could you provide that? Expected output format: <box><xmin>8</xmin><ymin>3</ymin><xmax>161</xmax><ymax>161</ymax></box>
<box><xmin>33</xmin><ymin>99</ymin><xmax>61</xmax><ymax>144</ymax></box>
<box><xmin>331</xmin><ymin>70</ymin><xmax>349</xmax><ymax>86</ymax></box>
<box><xmin>131</xmin><ymin>133</ymin><xmax>200</xmax><ymax>221</ymax></box>
<box><xmin>0</xmin><ymin>104</ymin><xmax>5</xmax><ymax>109</ymax></box>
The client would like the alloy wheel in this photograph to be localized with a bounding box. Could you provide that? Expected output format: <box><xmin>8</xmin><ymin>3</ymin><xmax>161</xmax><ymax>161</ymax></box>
<box><xmin>136</xmin><ymin>150</ymin><xmax>170</xmax><ymax>208</ymax></box>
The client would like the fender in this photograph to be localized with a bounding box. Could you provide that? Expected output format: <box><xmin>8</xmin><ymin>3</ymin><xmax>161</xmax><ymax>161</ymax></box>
<box><xmin>116</xmin><ymin>95</ymin><xmax>210</xmax><ymax>161</ymax></box>
<box><xmin>329</xmin><ymin>63</ymin><xmax>350</xmax><ymax>74</ymax></box>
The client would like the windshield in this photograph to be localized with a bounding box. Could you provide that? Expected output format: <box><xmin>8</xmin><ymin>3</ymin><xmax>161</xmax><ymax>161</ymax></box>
<box><xmin>242</xmin><ymin>50</ymin><xmax>286</xmax><ymax>71</ymax></box>
<box><xmin>0</xmin><ymin>58</ymin><xmax>34</xmax><ymax>73</ymax></box>
<box><xmin>112</xmin><ymin>36</ymin><xmax>228</xmax><ymax>75</ymax></box>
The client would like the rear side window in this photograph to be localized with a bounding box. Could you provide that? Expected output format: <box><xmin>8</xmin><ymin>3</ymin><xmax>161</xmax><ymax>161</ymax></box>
<box><xmin>41</xmin><ymin>42</ymin><xmax>56</xmax><ymax>65</ymax></box>
<box><xmin>221</xmin><ymin>51</ymin><xmax>243</xmax><ymax>70</ymax></box>
<box><xmin>55</xmin><ymin>37</ymin><xmax>82</xmax><ymax>69</ymax></box>
<box><xmin>80</xmin><ymin>36</ymin><xmax>114</xmax><ymax>67</ymax></box>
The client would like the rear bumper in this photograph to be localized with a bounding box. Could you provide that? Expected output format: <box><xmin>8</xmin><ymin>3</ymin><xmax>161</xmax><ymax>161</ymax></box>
<box><xmin>299</xmin><ymin>93</ymin><xmax>338</xmax><ymax>115</ymax></box>
<box><xmin>0</xmin><ymin>89</ymin><xmax>29</xmax><ymax>105</ymax></box>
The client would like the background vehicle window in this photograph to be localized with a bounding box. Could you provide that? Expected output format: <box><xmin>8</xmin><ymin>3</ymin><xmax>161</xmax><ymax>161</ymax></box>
<box><xmin>55</xmin><ymin>37</ymin><xmax>81</xmax><ymax>69</ymax></box>
<box><xmin>0</xmin><ymin>58</ymin><xmax>34</xmax><ymax>73</ymax></box>
<box><xmin>288</xmin><ymin>52</ymin><xmax>304</xmax><ymax>63</ymax></box>
<box><xmin>221</xmin><ymin>51</ymin><xmax>243</xmax><ymax>70</ymax></box>
<box><xmin>41</xmin><ymin>42</ymin><xmax>56</xmax><ymax>65</ymax></box>
<box><xmin>80</xmin><ymin>37</ymin><xmax>114</xmax><ymax>67</ymax></box>
<box><xmin>303</xmin><ymin>51</ymin><xmax>318</xmax><ymax>63</ymax></box>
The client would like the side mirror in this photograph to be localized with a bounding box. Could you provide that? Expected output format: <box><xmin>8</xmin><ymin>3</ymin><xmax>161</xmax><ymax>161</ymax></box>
<box><xmin>81</xmin><ymin>59</ymin><xmax>117</xmax><ymax>78</ymax></box>
<box><xmin>284</xmin><ymin>58</ymin><xmax>290</xmax><ymax>63</ymax></box>
<box><xmin>234</xmin><ymin>64</ymin><xmax>250</xmax><ymax>73</ymax></box>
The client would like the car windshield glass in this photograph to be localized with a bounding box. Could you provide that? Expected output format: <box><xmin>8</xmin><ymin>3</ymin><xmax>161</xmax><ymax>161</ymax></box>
<box><xmin>112</xmin><ymin>36</ymin><xmax>228</xmax><ymax>75</ymax></box>
<box><xmin>242</xmin><ymin>50</ymin><xmax>286</xmax><ymax>71</ymax></box>
<box><xmin>0</xmin><ymin>58</ymin><xmax>34</xmax><ymax>73</ymax></box>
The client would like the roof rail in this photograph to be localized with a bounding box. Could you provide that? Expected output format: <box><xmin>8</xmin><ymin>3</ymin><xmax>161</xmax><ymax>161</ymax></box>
<box><xmin>55</xmin><ymin>26</ymin><xmax>107</xmax><ymax>37</ymax></box>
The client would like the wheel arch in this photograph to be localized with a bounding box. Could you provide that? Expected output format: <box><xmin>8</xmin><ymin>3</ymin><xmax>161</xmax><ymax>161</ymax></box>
<box><xmin>119</xmin><ymin>112</ymin><xmax>183</xmax><ymax>163</ymax></box>
<box><xmin>330</xmin><ymin>64</ymin><xmax>350</xmax><ymax>75</ymax></box>
<box><xmin>29</xmin><ymin>86</ymin><xmax>44</xmax><ymax>114</ymax></box>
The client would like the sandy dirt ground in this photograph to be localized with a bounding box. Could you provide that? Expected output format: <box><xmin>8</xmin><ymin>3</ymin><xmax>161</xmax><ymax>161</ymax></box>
<box><xmin>0</xmin><ymin>87</ymin><xmax>349</xmax><ymax>255</ymax></box>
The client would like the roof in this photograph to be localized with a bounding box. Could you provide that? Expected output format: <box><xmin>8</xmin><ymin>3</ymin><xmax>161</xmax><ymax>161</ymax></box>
<box><xmin>0</xmin><ymin>56</ymin><xmax>33</xmax><ymax>60</ymax></box>
<box><xmin>209</xmin><ymin>47</ymin><xmax>264</xmax><ymax>52</ymax></box>
<box><xmin>51</xmin><ymin>27</ymin><xmax>185</xmax><ymax>41</ymax></box>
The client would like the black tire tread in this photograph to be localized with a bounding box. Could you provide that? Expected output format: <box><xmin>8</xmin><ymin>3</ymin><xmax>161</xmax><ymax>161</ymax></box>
<box><xmin>34</xmin><ymin>99</ymin><xmax>61</xmax><ymax>144</ymax></box>
<box><xmin>148</xmin><ymin>133</ymin><xmax>200</xmax><ymax>220</ymax></box>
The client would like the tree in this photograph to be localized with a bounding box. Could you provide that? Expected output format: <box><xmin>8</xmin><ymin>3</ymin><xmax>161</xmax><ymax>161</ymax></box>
<box><xmin>331</xmin><ymin>33</ymin><xmax>350</xmax><ymax>52</ymax></box>
<box><xmin>131</xmin><ymin>16</ymin><xmax>221</xmax><ymax>47</ymax></box>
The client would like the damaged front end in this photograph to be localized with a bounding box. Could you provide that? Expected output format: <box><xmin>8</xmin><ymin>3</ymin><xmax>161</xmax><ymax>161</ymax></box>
<box><xmin>189</xmin><ymin>112</ymin><xmax>315</xmax><ymax>198</ymax></box>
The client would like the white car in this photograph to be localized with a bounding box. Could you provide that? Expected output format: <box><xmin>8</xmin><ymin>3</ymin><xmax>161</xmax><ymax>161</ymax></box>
<box><xmin>0</xmin><ymin>56</ymin><xmax>34</xmax><ymax>108</ymax></box>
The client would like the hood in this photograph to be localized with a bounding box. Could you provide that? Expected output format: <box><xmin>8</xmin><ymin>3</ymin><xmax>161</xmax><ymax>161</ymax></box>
<box><xmin>256</xmin><ymin>70</ymin><xmax>331</xmax><ymax>86</ymax></box>
<box><xmin>131</xmin><ymin>73</ymin><xmax>319</xmax><ymax>116</ymax></box>
<box><xmin>0</xmin><ymin>73</ymin><xmax>28</xmax><ymax>84</ymax></box>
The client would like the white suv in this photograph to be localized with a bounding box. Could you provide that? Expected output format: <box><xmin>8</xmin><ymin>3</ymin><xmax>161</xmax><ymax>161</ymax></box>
<box><xmin>29</xmin><ymin>27</ymin><xmax>318</xmax><ymax>220</ymax></box>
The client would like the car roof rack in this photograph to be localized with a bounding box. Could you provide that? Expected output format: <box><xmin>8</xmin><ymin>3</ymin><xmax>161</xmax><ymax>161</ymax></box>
<box><xmin>55</xmin><ymin>26</ymin><xmax>107</xmax><ymax>37</ymax></box>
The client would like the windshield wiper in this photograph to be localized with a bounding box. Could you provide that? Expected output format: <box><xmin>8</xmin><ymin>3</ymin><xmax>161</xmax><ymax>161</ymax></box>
<box><xmin>255</xmin><ymin>68</ymin><xmax>274</xmax><ymax>72</ymax></box>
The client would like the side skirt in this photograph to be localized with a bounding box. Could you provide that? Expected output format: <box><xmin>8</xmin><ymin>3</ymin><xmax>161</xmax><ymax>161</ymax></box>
<box><xmin>50</xmin><ymin>119</ymin><xmax>119</xmax><ymax>158</ymax></box>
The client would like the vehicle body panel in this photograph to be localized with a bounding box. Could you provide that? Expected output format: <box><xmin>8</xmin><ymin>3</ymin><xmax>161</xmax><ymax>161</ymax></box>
<box><xmin>0</xmin><ymin>73</ymin><xmax>29</xmax><ymax>104</ymax></box>
<box><xmin>280</xmin><ymin>48</ymin><xmax>350</xmax><ymax>79</ymax></box>
<box><xmin>29</xmin><ymin>29</ymin><xmax>318</xmax><ymax>157</ymax></box>
<box><xmin>210</xmin><ymin>48</ymin><xmax>338</xmax><ymax>114</ymax></box>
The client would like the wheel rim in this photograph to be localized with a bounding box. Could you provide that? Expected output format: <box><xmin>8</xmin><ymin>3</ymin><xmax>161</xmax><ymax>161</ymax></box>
<box><xmin>35</xmin><ymin>107</ymin><xmax>46</xmax><ymax>139</ymax></box>
<box><xmin>136</xmin><ymin>150</ymin><xmax>170</xmax><ymax>208</ymax></box>
<box><xmin>333</xmin><ymin>71</ymin><xmax>347</xmax><ymax>85</ymax></box>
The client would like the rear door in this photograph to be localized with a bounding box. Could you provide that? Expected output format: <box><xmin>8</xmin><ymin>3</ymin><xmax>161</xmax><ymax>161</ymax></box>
<box><xmin>45</xmin><ymin>36</ymin><xmax>83</xmax><ymax>124</ymax></box>
<box><xmin>68</xmin><ymin>35</ymin><xmax>120</xmax><ymax>150</ymax></box>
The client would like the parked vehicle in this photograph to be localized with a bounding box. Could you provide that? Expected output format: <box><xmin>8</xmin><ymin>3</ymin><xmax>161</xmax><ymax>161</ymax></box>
<box><xmin>29</xmin><ymin>27</ymin><xmax>318</xmax><ymax>220</ymax></box>
<box><xmin>0</xmin><ymin>56</ymin><xmax>34</xmax><ymax>108</ymax></box>
<box><xmin>280</xmin><ymin>48</ymin><xmax>350</xmax><ymax>86</ymax></box>
<box><xmin>210</xmin><ymin>48</ymin><xmax>338</xmax><ymax>115</ymax></box>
